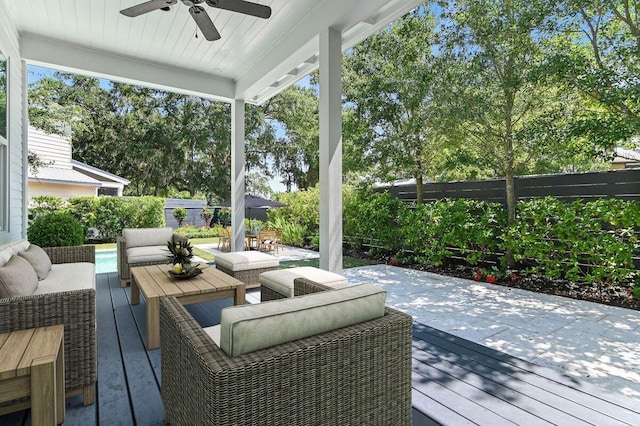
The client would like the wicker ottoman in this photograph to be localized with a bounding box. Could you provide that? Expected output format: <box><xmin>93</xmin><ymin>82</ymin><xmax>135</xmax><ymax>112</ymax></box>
<box><xmin>215</xmin><ymin>251</ymin><xmax>279</xmax><ymax>289</ymax></box>
<box><xmin>259</xmin><ymin>266</ymin><xmax>348</xmax><ymax>301</ymax></box>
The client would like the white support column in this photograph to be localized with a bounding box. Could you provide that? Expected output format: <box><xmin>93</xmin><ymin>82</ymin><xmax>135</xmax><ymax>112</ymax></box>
<box><xmin>319</xmin><ymin>28</ymin><xmax>343</xmax><ymax>273</ymax></box>
<box><xmin>230</xmin><ymin>99</ymin><xmax>246</xmax><ymax>252</ymax></box>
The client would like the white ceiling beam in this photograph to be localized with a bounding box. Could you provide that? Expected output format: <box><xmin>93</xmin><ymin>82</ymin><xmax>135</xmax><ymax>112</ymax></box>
<box><xmin>235</xmin><ymin>0</ymin><xmax>423</xmax><ymax>104</ymax></box>
<box><xmin>20</xmin><ymin>34</ymin><xmax>236</xmax><ymax>101</ymax></box>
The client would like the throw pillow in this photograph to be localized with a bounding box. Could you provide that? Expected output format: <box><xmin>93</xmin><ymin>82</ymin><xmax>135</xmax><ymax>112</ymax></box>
<box><xmin>0</xmin><ymin>255</ymin><xmax>39</xmax><ymax>298</ymax></box>
<box><xmin>19</xmin><ymin>244</ymin><xmax>52</xmax><ymax>280</ymax></box>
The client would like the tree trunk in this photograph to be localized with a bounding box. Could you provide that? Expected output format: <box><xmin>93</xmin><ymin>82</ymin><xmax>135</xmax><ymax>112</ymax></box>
<box><xmin>416</xmin><ymin>174</ymin><xmax>424</xmax><ymax>205</ymax></box>
<box><xmin>504</xmin><ymin>91</ymin><xmax>517</xmax><ymax>268</ymax></box>
<box><xmin>415</xmin><ymin>145</ymin><xmax>424</xmax><ymax>205</ymax></box>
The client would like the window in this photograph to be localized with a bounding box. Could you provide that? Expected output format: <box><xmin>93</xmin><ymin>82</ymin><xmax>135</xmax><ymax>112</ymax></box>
<box><xmin>0</xmin><ymin>50</ymin><xmax>7</xmax><ymax>233</ymax></box>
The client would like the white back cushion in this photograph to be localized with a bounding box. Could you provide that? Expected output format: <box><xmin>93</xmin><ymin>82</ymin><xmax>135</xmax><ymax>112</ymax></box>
<box><xmin>220</xmin><ymin>284</ymin><xmax>386</xmax><ymax>357</ymax></box>
<box><xmin>123</xmin><ymin>227</ymin><xmax>174</xmax><ymax>248</ymax></box>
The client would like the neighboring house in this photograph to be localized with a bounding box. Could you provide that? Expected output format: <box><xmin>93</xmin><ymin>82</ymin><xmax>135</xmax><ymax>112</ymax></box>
<box><xmin>611</xmin><ymin>146</ymin><xmax>640</xmax><ymax>169</ymax></box>
<box><xmin>28</xmin><ymin>127</ymin><xmax>129</xmax><ymax>199</ymax></box>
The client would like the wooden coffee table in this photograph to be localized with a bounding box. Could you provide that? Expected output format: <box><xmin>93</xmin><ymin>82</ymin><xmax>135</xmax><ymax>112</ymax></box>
<box><xmin>130</xmin><ymin>264</ymin><xmax>246</xmax><ymax>350</ymax></box>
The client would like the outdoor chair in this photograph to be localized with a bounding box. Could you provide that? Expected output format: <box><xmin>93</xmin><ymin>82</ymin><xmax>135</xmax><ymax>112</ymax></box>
<box><xmin>216</xmin><ymin>226</ymin><xmax>231</xmax><ymax>252</ymax></box>
<box><xmin>160</xmin><ymin>282</ymin><xmax>413</xmax><ymax>426</ymax></box>
<box><xmin>257</xmin><ymin>229</ymin><xmax>277</xmax><ymax>252</ymax></box>
<box><xmin>117</xmin><ymin>227</ymin><xmax>188</xmax><ymax>287</ymax></box>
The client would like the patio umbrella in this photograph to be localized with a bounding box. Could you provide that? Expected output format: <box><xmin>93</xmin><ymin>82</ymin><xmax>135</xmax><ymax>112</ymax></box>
<box><xmin>219</xmin><ymin>194</ymin><xmax>286</xmax><ymax>220</ymax></box>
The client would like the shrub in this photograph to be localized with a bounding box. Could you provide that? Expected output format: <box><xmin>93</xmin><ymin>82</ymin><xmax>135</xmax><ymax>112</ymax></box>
<box><xmin>27</xmin><ymin>212</ymin><xmax>84</xmax><ymax>247</ymax></box>
<box><xmin>29</xmin><ymin>196</ymin><xmax>66</xmax><ymax>220</ymax></box>
<box><xmin>174</xmin><ymin>225</ymin><xmax>220</xmax><ymax>239</ymax></box>
<box><xmin>218</xmin><ymin>207</ymin><xmax>231</xmax><ymax>226</ymax></box>
<box><xmin>270</xmin><ymin>187</ymin><xmax>320</xmax><ymax>234</ymax></box>
<box><xmin>200</xmin><ymin>207</ymin><xmax>213</xmax><ymax>225</ymax></box>
<box><xmin>65</xmin><ymin>196</ymin><xmax>165</xmax><ymax>243</ymax></box>
<box><xmin>267</xmin><ymin>216</ymin><xmax>306</xmax><ymax>246</ymax></box>
<box><xmin>343</xmin><ymin>189</ymin><xmax>406</xmax><ymax>252</ymax></box>
<box><xmin>503</xmin><ymin>197</ymin><xmax>638</xmax><ymax>284</ymax></box>
<box><xmin>172</xmin><ymin>207</ymin><xmax>187</xmax><ymax>227</ymax></box>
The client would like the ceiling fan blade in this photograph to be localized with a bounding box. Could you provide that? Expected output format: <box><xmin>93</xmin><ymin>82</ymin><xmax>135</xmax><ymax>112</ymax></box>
<box><xmin>205</xmin><ymin>0</ymin><xmax>271</xmax><ymax>19</ymax></box>
<box><xmin>189</xmin><ymin>6</ymin><xmax>221</xmax><ymax>41</ymax></box>
<box><xmin>120</xmin><ymin>0</ymin><xmax>177</xmax><ymax>17</ymax></box>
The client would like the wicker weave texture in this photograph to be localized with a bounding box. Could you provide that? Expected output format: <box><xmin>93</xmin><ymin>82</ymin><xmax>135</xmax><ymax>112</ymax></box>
<box><xmin>160</xmin><ymin>295</ymin><xmax>413</xmax><ymax>425</ymax></box>
<box><xmin>43</xmin><ymin>245</ymin><xmax>95</xmax><ymax>264</ymax></box>
<box><xmin>260</xmin><ymin>276</ymin><xmax>336</xmax><ymax>301</ymax></box>
<box><xmin>117</xmin><ymin>233</ymin><xmax>188</xmax><ymax>282</ymax></box>
<box><xmin>216</xmin><ymin>264</ymin><xmax>278</xmax><ymax>289</ymax></box>
<box><xmin>259</xmin><ymin>285</ymin><xmax>284</xmax><ymax>301</ymax></box>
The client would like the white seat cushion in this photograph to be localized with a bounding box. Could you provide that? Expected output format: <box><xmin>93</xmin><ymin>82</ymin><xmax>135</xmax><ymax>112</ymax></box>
<box><xmin>33</xmin><ymin>262</ymin><xmax>96</xmax><ymax>295</ymax></box>
<box><xmin>259</xmin><ymin>266</ymin><xmax>347</xmax><ymax>297</ymax></box>
<box><xmin>203</xmin><ymin>324</ymin><xmax>221</xmax><ymax>347</ymax></box>
<box><xmin>219</xmin><ymin>284</ymin><xmax>386</xmax><ymax>357</ymax></box>
<box><xmin>215</xmin><ymin>251</ymin><xmax>279</xmax><ymax>272</ymax></box>
<box><xmin>127</xmin><ymin>245</ymin><xmax>170</xmax><ymax>265</ymax></box>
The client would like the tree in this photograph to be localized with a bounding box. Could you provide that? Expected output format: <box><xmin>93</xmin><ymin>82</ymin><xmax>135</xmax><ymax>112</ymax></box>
<box><xmin>261</xmin><ymin>85</ymin><xmax>320</xmax><ymax>190</ymax></box>
<box><xmin>437</xmin><ymin>0</ymin><xmax>573</xmax><ymax>265</ymax></box>
<box><xmin>546</xmin><ymin>0</ymin><xmax>640</xmax><ymax>143</ymax></box>
<box><xmin>342</xmin><ymin>6</ymin><xmax>452</xmax><ymax>203</ymax></box>
<box><xmin>28</xmin><ymin>72</ymin><xmax>274</xmax><ymax>200</ymax></box>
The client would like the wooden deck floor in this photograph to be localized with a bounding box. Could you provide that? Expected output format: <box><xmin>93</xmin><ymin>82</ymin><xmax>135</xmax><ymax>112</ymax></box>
<box><xmin>2</xmin><ymin>271</ymin><xmax>639</xmax><ymax>425</ymax></box>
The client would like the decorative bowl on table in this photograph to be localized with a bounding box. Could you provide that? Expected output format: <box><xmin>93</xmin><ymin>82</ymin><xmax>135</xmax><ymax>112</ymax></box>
<box><xmin>168</xmin><ymin>263</ymin><xmax>203</xmax><ymax>280</ymax></box>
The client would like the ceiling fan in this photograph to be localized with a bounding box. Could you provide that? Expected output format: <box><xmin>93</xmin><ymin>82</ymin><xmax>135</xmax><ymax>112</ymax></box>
<box><xmin>120</xmin><ymin>0</ymin><xmax>272</xmax><ymax>41</ymax></box>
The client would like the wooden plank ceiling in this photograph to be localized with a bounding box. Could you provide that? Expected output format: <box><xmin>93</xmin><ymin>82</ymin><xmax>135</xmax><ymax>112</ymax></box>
<box><xmin>4</xmin><ymin>0</ymin><xmax>423</xmax><ymax>104</ymax></box>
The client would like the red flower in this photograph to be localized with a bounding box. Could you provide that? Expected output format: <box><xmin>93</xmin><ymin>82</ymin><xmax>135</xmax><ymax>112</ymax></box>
<box><xmin>390</xmin><ymin>257</ymin><xmax>399</xmax><ymax>266</ymax></box>
<box><xmin>486</xmin><ymin>275</ymin><xmax>497</xmax><ymax>283</ymax></box>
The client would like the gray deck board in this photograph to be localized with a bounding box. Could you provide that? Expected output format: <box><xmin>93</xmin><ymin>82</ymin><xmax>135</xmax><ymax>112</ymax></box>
<box><xmin>2</xmin><ymin>271</ymin><xmax>639</xmax><ymax>426</ymax></box>
<box><xmin>412</xmin><ymin>323</ymin><xmax>640</xmax><ymax>425</ymax></box>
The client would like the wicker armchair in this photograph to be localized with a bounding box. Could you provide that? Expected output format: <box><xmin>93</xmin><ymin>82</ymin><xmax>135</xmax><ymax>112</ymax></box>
<box><xmin>117</xmin><ymin>229</ymin><xmax>188</xmax><ymax>287</ymax></box>
<box><xmin>0</xmin><ymin>245</ymin><xmax>96</xmax><ymax>406</ymax></box>
<box><xmin>160</xmin><ymin>281</ymin><xmax>413</xmax><ymax>426</ymax></box>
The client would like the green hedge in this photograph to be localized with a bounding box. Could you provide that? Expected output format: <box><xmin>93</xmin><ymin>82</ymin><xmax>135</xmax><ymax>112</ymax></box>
<box><xmin>343</xmin><ymin>190</ymin><xmax>639</xmax><ymax>285</ymax></box>
<box><xmin>68</xmin><ymin>196</ymin><xmax>165</xmax><ymax>242</ymax></box>
<box><xmin>504</xmin><ymin>197</ymin><xmax>639</xmax><ymax>284</ymax></box>
<box><xmin>29</xmin><ymin>196</ymin><xmax>166</xmax><ymax>243</ymax></box>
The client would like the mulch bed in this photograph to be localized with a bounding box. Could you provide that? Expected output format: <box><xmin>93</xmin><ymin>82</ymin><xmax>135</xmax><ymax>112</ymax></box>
<box><xmin>344</xmin><ymin>249</ymin><xmax>640</xmax><ymax>311</ymax></box>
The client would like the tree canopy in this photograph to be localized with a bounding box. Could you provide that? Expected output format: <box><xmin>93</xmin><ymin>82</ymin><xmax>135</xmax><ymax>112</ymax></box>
<box><xmin>27</xmin><ymin>0</ymin><xmax>639</xmax><ymax>204</ymax></box>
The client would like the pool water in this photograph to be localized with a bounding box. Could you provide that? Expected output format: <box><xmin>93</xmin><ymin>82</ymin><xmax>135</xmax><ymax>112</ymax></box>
<box><xmin>96</xmin><ymin>249</ymin><xmax>117</xmax><ymax>274</ymax></box>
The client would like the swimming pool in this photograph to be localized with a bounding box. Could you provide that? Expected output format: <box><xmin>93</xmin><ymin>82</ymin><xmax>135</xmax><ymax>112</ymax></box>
<box><xmin>96</xmin><ymin>249</ymin><xmax>117</xmax><ymax>274</ymax></box>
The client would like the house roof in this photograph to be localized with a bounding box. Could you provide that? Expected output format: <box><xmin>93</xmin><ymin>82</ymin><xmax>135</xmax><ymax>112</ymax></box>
<box><xmin>613</xmin><ymin>147</ymin><xmax>640</xmax><ymax>163</ymax></box>
<box><xmin>5</xmin><ymin>0</ymin><xmax>422</xmax><ymax>104</ymax></box>
<box><xmin>72</xmin><ymin>160</ymin><xmax>130</xmax><ymax>185</ymax></box>
<box><xmin>28</xmin><ymin>166</ymin><xmax>102</xmax><ymax>187</ymax></box>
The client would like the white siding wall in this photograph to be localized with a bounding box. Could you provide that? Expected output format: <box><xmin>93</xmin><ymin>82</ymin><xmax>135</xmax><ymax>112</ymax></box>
<box><xmin>28</xmin><ymin>127</ymin><xmax>72</xmax><ymax>168</ymax></box>
<box><xmin>0</xmin><ymin>4</ymin><xmax>25</xmax><ymax>244</ymax></box>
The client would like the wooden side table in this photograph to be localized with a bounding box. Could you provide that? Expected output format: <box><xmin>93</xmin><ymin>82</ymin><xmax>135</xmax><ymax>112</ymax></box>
<box><xmin>0</xmin><ymin>325</ymin><xmax>65</xmax><ymax>425</ymax></box>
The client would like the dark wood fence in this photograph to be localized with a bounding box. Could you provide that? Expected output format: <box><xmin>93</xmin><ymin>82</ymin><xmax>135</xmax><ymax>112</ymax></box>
<box><xmin>380</xmin><ymin>169</ymin><xmax>640</xmax><ymax>204</ymax></box>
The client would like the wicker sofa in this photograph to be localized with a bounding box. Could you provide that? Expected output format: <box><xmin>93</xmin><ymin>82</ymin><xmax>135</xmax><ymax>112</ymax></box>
<box><xmin>117</xmin><ymin>227</ymin><xmax>187</xmax><ymax>287</ymax></box>
<box><xmin>160</xmin><ymin>280</ymin><xmax>413</xmax><ymax>426</ymax></box>
<box><xmin>0</xmin><ymin>242</ymin><xmax>96</xmax><ymax>406</ymax></box>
